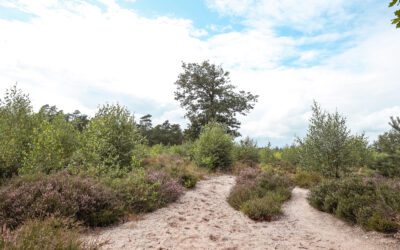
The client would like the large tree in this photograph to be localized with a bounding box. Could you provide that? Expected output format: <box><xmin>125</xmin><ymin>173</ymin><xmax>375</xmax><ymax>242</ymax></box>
<box><xmin>390</xmin><ymin>0</ymin><xmax>400</xmax><ymax>28</ymax></box>
<box><xmin>174</xmin><ymin>61</ymin><xmax>258</xmax><ymax>139</ymax></box>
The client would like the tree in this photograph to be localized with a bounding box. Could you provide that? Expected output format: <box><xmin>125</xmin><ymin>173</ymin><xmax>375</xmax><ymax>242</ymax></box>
<box><xmin>150</xmin><ymin>120</ymin><xmax>183</xmax><ymax>146</ymax></box>
<box><xmin>0</xmin><ymin>85</ymin><xmax>34</xmax><ymax>178</ymax></box>
<box><xmin>389</xmin><ymin>0</ymin><xmax>400</xmax><ymax>28</ymax></box>
<box><xmin>80</xmin><ymin>104</ymin><xmax>144</xmax><ymax>169</ymax></box>
<box><xmin>66</xmin><ymin>110</ymin><xmax>89</xmax><ymax>132</ymax></box>
<box><xmin>20</xmin><ymin>112</ymin><xmax>79</xmax><ymax>174</ymax></box>
<box><xmin>174</xmin><ymin>61</ymin><xmax>258</xmax><ymax>139</ymax></box>
<box><xmin>389</xmin><ymin>116</ymin><xmax>400</xmax><ymax>132</ymax></box>
<box><xmin>298</xmin><ymin>102</ymin><xmax>367</xmax><ymax>178</ymax></box>
<box><xmin>372</xmin><ymin>120</ymin><xmax>400</xmax><ymax>177</ymax></box>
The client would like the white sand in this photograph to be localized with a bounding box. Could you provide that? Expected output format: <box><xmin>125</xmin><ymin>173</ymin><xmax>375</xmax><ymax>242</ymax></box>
<box><xmin>85</xmin><ymin>175</ymin><xmax>400</xmax><ymax>250</ymax></box>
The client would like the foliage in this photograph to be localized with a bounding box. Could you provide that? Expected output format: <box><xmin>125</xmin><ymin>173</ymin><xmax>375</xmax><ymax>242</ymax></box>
<box><xmin>228</xmin><ymin>168</ymin><xmax>292</xmax><ymax>221</ymax></box>
<box><xmin>309</xmin><ymin>177</ymin><xmax>400</xmax><ymax>233</ymax></box>
<box><xmin>281</xmin><ymin>145</ymin><xmax>301</xmax><ymax>166</ymax></box>
<box><xmin>0</xmin><ymin>85</ymin><xmax>34</xmax><ymax>178</ymax></box>
<box><xmin>79</xmin><ymin>103</ymin><xmax>144</xmax><ymax>169</ymax></box>
<box><xmin>0</xmin><ymin>217</ymin><xmax>90</xmax><ymax>250</ymax></box>
<box><xmin>298</xmin><ymin>102</ymin><xmax>369</xmax><ymax>178</ymax></box>
<box><xmin>105</xmin><ymin>168</ymin><xmax>183</xmax><ymax>213</ymax></box>
<box><xmin>174</xmin><ymin>61</ymin><xmax>258</xmax><ymax>139</ymax></box>
<box><xmin>143</xmin><ymin>154</ymin><xmax>203</xmax><ymax>189</ymax></box>
<box><xmin>20</xmin><ymin>113</ymin><xmax>79</xmax><ymax>175</ymax></box>
<box><xmin>193</xmin><ymin>123</ymin><xmax>234</xmax><ymax>170</ymax></box>
<box><xmin>233</xmin><ymin>137</ymin><xmax>260</xmax><ymax>166</ymax></box>
<box><xmin>389</xmin><ymin>0</ymin><xmax>400</xmax><ymax>28</ymax></box>
<box><xmin>372</xmin><ymin>127</ymin><xmax>400</xmax><ymax>177</ymax></box>
<box><xmin>138</xmin><ymin>115</ymin><xmax>184</xmax><ymax>146</ymax></box>
<box><xmin>0</xmin><ymin>172</ymin><xmax>123</xmax><ymax>229</ymax></box>
<box><xmin>66</xmin><ymin>110</ymin><xmax>89</xmax><ymax>132</ymax></box>
<box><xmin>149</xmin><ymin>120</ymin><xmax>183</xmax><ymax>146</ymax></box>
<box><xmin>293</xmin><ymin>169</ymin><xmax>322</xmax><ymax>188</ymax></box>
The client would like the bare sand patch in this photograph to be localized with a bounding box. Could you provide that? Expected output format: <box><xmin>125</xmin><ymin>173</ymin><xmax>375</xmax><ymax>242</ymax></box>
<box><xmin>85</xmin><ymin>175</ymin><xmax>399</xmax><ymax>249</ymax></box>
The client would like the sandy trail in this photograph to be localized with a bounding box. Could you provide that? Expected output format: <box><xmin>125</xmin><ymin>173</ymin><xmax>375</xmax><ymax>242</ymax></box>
<box><xmin>86</xmin><ymin>175</ymin><xmax>399</xmax><ymax>250</ymax></box>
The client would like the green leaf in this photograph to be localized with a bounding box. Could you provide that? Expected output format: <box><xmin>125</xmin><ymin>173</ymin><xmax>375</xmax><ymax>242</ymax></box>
<box><xmin>389</xmin><ymin>0</ymin><xmax>398</xmax><ymax>7</ymax></box>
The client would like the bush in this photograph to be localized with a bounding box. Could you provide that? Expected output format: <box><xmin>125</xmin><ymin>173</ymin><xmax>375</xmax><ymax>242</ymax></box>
<box><xmin>293</xmin><ymin>169</ymin><xmax>322</xmax><ymax>188</ymax></box>
<box><xmin>371</xmin><ymin>129</ymin><xmax>400</xmax><ymax>177</ymax></box>
<box><xmin>193</xmin><ymin>123</ymin><xmax>234</xmax><ymax>170</ymax></box>
<box><xmin>240</xmin><ymin>194</ymin><xmax>282</xmax><ymax>221</ymax></box>
<box><xmin>0</xmin><ymin>173</ymin><xmax>123</xmax><ymax>229</ymax></box>
<box><xmin>0</xmin><ymin>217</ymin><xmax>89</xmax><ymax>250</ymax></box>
<box><xmin>143</xmin><ymin>154</ymin><xmax>204</xmax><ymax>189</ymax></box>
<box><xmin>233</xmin><ymin>137</ymin><xmax>260</xmax><ymax>166</ymax></box>
<box><xmin>106</xmin><ymin>169</ymin><xmax>183</xmax><ymax>213</ymax></box>
<box><xmin>309</xmin><ymin>177</ymin><xmax>400</xmax><ymax>233</ymax></box>
<box><xmin>228</xmin><ymin>168</ymin><xmax>292</xmax><ymax>221</ymax></box>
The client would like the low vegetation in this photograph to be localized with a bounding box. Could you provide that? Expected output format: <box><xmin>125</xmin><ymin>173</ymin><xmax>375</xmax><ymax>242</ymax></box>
<box><xmin>228</xmin><ymin>168</ymin><xmax>293</xmax><ymax>221</ymax></box>
<box><xmin>309</xmin><ymin>177</ymin><xmax>400</xmax><ymax>233</ymax></box>
<box><xmin>0</xmin><ymin>218</ymin><xmax>90</xmax><ymax>250</ymax></box>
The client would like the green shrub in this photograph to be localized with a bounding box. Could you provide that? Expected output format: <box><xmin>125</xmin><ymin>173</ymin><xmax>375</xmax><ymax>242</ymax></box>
<box><xmin>371</xmin><ymin>129</ymin><xmax>400</xmax><ymax>177</ymax></box>
<box><xmin>309</xmin><ymin>177</ymin><xmax>400</xmax><ymax>233</ymax></box>
<box><xmin>106</xmin><ymin>169</ymin><xmax>183</xmax><ymax>213</ymax></box>
<box><xmin>142</xmin><ymin>154</ymin><xmax>204</xmax><ymax>189</ymax></box>
<box><xmin>193</xmin><ymin>123</ymin><xmax>234</xmax><ymax>170</ymax></box>
<box><xmin>228</xmin><ymin>168</ymin><xmax>292</xmax><ymax>221</ymax></box>
<box><xmin>0</xmin><ymin>217</ymin><xmax>91</xmax><ymax>250</ymax></box>
<box><xmin>240</xmin><ymin>194</ymin><xmax>282</xmax><ymax>221</ymax></box>
<box><xmin>233</xmin><ymin>137</ymin><xmax>260</xmax><ymax>166</ymax></box>
<box><xmin>293</xmin><ymin>170</ymin><xmax>322</xmax><ymax>188</ymax></box>
<box><xmin>0</xmin><ymin>173</ymin><xmax>123</xmax><ymax>229</ymax></box>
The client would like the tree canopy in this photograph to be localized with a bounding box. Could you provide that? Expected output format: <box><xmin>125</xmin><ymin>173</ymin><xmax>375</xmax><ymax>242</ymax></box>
<box><xmin>390</xmin><ymin>0</ymin><xmax>400</xmax><ymax>28</ymax></box>
<box><xmin>174</xmin><ymin>61</ymin><xmax>258</xmax><ymax>139</ymax></box>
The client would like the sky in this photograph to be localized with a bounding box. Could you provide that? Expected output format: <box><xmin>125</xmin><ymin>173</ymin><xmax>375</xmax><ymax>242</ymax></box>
<box><xmin>0</xmin><ymin>0</ymin><xmax>399</xmax><ymax>146</ymax></box>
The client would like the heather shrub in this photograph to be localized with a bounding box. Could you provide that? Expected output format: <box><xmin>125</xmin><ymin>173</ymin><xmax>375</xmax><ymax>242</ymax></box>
<box><xmin>309</xmin><ymin>177</ymin><xmax>400</xmax><ymax>233</ymax></box>
<box><xmin>107</xmin><ymin>169</ymin><xmax>183</xmax><ymax>213</ymax></box>
<box><xmin>163</xmin><ymin>164</ymin><xmax>201</xmax><ymax>189</ymax></box>
<box><xmin>228</xmin><ymin>168</ymin><xmax>292</xmax><ymax>221</ymax></box>
<box><xmin>293</xmin><ymin>169</ymin><xmax>322</xmax><ymax>188</ymax></box>
<box><xmin>233</xmin><ymin>137</ymin><xmax>260</xmax><ymax>167</ymax></box>
<box><xmin>0</xmin><ymin>218</ymin><xmax>89</xmax><ymax>250</ymax></box>
<box><xmin>147</xmin><ymin>170</ymin><xmax>184</xmax><ymax>203</ymax></box>
<box><xmin>240</xmin><ymin>194</ymin><xmax>282</xmax><ymax>221</ymax></box>
<box><xmin>143</xmin><ymin>154</ymin><xmax>204</xmax><ymax>189</ymax></box>
<box><xmin>193</xmin><ymin>123</ymin><xmax>234</xmax><ymax>170</ymax></box>
<box><xmin>0</xmin><ymin>173</ymin><xmax>123</xmax><ymax>229</ymax></box>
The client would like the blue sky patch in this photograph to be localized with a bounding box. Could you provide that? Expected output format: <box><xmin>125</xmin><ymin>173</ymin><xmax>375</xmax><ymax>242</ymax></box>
<box><xmin>0</xmin><ymin>6</ymin><xmax>36</xmax><ymax>22</ymax></box>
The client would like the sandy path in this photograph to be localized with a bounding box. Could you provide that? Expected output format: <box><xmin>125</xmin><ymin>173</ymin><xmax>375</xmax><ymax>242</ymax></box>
<box><xmin>86</xmin><ymin>175</ymin><xmax>399</xmax><ymax>250</ymax></box>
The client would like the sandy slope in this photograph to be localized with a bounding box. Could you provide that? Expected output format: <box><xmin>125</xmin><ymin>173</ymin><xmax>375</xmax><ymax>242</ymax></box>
<box><xmin>85</xmin><ymin>175</ymin><xmax>400</xmax><ymax>250</ymax></box>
